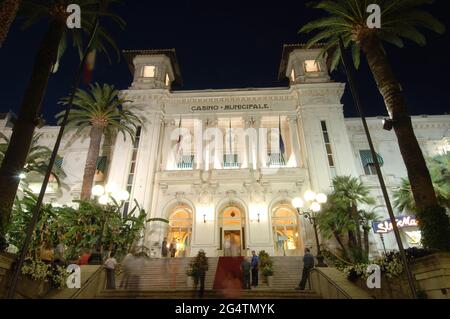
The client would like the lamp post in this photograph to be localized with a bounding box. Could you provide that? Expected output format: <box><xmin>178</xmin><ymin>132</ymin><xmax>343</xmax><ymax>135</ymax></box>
<box><xmin>292</xmin><ymin>191</ymin><xmax>328</xmax><ymax>267</ymax></box>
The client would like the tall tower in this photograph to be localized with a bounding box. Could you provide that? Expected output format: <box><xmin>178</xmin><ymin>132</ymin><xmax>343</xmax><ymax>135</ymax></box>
<box><xmin>279</xmin><ymin>44</ymin><xmax>359</xmax><ymax>194</ymax></box>
<box><xmin>107</xmin><ymin>49</ymin><xmax>182</xmax><ymax>224</ymax></box>
<box><xmin>125</xmin><ymin>49</ymin><xmax>182</xmax><ymax>90</ymax></box>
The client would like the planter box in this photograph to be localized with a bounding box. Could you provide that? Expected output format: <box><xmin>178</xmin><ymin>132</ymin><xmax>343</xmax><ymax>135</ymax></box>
<box><xmin>266</xmin><ymin>276</ymin><xmax>274</xmax><ymax>288</ymax></box>
<box><xmin>16</xmin><ymin>276</ymin><xmax>52</xmax><ymax>299</ymax></box>
<box><xmin>351</xmin><ymin>253</ymin><xmax>450</xmax><ymax>299</ymax></box>
<box><xmin>411</xmin><ymin>252</ymin><xmax>450</xmax><ymax>299</ymax></box>
<box><xmin>187</xmin><ymin>276</ymin><xmax>194</xmax><ymax>288</ymax></box>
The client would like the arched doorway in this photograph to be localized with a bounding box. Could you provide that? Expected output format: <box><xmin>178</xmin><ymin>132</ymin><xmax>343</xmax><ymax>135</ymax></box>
<box><xmin>167</xmin><ymin>205</ymin><xmax>193</xmax><ymax>257</ymax></box>
<box><xmin>272</xmin><ymin>202</ymin><xmax>304</xmax><ymax>256</ymax></box>
<box><xmin>218</xmin><ymin>202</ymin><xmax>246</xmax><ymax>257</ymax></box>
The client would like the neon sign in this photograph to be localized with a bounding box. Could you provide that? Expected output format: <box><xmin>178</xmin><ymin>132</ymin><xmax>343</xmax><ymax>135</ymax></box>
<box><xmin>372</xmin><ymin>215</ymin><xmax>418</xmax><ymax>234</ymax></box>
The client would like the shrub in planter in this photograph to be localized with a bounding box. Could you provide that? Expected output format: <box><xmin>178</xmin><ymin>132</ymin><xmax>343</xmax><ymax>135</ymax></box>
<box><xmin>417</xmin><ymin>205</ymin><xmax>450</xmax><ymax>251</ymax></box>
<box><xmin>262</xmin><ymin>264</ymin><xmax>273</xmax><ymax>277</ymax></box>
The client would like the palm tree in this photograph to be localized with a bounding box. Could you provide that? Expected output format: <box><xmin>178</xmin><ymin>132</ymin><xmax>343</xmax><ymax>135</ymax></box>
<box><xmin>0</xmin><ymin>0</ymin><xmax>21</xmax><ymax>47</ymax></box>
<box><xmin>318</xmin><ymin>176</ymin><xmax>375</xmax><ymax>262</ymax></box>
<box><xmin>0</xmin><ymin>0</ymin><xmax>124</xmax><ymax>248</ymax></box>
<box><xmin>332</xmin><ymin>176</ymin><xmax>375</xmax><ymax>254</ymax></box>
<box><xmin>0</xmin><ymin>132</ymin><xmax>66</xmax><ymax>188</ymax></box>
<box><xmin>57</xmin><ymin>83</ymin><xmax>142</xmax><ymax>200</ymax></box>
<box><xmin>299</xmin><ymin>0</ymin><xmax>448</xmax><ymax>249</ymax></box>
<box><xmin>394</xmin><ymin>155</ymin><xmax>450</xmax><ymax>212</ymax></box>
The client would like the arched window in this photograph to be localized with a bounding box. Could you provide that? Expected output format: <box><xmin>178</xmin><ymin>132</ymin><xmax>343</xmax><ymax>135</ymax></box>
<box><xmin>167</xmin><ymin>206</ymin><xmax>192</xmax><ymax>257</ymax></box>
<box><xmin>272</xmin><ymin>204</ymin><xmax>302</xmax><ymax>256</ymax></box>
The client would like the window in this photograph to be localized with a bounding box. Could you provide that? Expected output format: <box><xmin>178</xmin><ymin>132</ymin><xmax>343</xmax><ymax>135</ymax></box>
<box><xmin>359</xmin><ymin>150</ymin><xmax>384</xmax><ymax>176</ymax></box>
<box><xmin>304</xmin><ymin>60</ymin><xmax>320</xmax><ymax>73</ymax></box>
<box><xmin>321</xmin><ymin>121</ymin><xmax>336</xmax><ymax>177</ymax></box>
<box><xmin>123</xmin><ymin>126</ymin><xmax>142</xmax><ymax>217</ymax></box>
<box><xmin>165</xmin><ymin>74</ymin><xmax>170</xmax><ymax>86</ymax></box>
<box><xmin>94</xmin><ymin>156</ymin><xmax>108</xmax><ymax>182</ymax></box>
<box><xmin>143</xmin><ymin>65</ymin><xmax>155</xmax><ymax>78</ymax></box>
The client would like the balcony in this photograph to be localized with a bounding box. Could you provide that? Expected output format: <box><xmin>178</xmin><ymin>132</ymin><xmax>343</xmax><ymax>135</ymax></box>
<box><xmin>267</xmin><ymin>153</ymin><xmax>286</xmax><ymax>168</ymax></box>
<box><xmin>176</xmin><ymin>155</ymin><xmax>195</xmax><ymax>170</ymax></box>
<box><xmin>223</xmin><ymin>154</ymin><xmax>240</xmax><ymax>169</ymax></box>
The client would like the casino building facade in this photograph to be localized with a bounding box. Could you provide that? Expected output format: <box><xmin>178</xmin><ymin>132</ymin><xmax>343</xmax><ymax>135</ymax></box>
<box><xmin>1</xmin><ymin>45</ymin><xmax>449</xmax><ymax>258</ymax></box>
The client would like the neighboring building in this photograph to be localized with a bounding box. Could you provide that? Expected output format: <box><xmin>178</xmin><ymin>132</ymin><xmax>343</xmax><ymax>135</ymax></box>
<box><xmin>1</xmin><ymin>45</ymin><xmax>449</xmax><ymax>258</ymax></box>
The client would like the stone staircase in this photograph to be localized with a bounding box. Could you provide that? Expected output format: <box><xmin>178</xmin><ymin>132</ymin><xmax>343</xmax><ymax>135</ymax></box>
<box><xmin>96</xmin><ymin>256</ymin><xmax>321</xmax><ymax>299</ymax></box>
<box><xmin>115</xmin><ymin>257</ymin><xmax>219</xmax><ymax>291</ymax></box>
<box><xmin>257</xmin><ymin>256</ymin><xmax>305</xmax><ymax>290</ymax></box>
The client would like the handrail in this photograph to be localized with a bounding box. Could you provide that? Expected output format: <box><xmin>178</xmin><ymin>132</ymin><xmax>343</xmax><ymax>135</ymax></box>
<box><xmin>310</xmin><ymin>268</ymin><xmax>353</xmax><ymax>299</ymax></box>
<box><xmin>70</xmin><ymin>266</ymin><xmax>104</xmax><ymax>299</ymax></box>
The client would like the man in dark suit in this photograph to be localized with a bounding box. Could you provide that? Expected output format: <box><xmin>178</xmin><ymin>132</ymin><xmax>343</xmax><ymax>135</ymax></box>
<box><xmin>296</xmin><ymin>248</ymin><xmax>315</xmax><ymax>290</ymax></box>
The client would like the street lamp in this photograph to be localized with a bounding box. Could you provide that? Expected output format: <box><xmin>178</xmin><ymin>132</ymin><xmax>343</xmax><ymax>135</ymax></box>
<box><xmin>92</xmin><ymin>183</ymin><xmax>130</xmax><ymax>206</ymax></box>
<box><xmin>292</xmin><ymin>191</ymin><xmax>328</xmax><ymax>267</ymax></box>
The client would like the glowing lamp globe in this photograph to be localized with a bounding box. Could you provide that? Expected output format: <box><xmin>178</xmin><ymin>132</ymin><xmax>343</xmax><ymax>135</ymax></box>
<box><xmin>92</xmin><ymin>185</ymin><xmax>105</xmax><ymax>197</ymax></box>
<box><xmin>98</xmin><ymin>195</ymin><xmax>109</xmax><ymax>205</ymax></box>
<box><xmin>292</xmin><ymin>197</ymin><xmax>304</xmax><ymax>209</ymax></box>
<box><xmin>304</xmin><ymin>191</ymin><xmax>316</xmax><ymax>202</ymax></box>
<box><xmin>19</xmin><ymin>173</ymin><xmax>27</xmax><ymax>180</ymax></box>
<box><xmin>316</xmin><ymin>193</ymin><xmax>328</xmax><ymax>204</ymax></box>
<box><xmin>117</xmin><ymin>190</ymin><xmax>130</xmax><ymax>202</ymax></box>
<box><xmin>105</xmin><ymin>183</ymin><xmax>119</xmax><ymax>194</ymax></box>
<box><xmin>310</xmin><ymin>202</ymin><xmax>321</xmax><ymax>213</ymax></box>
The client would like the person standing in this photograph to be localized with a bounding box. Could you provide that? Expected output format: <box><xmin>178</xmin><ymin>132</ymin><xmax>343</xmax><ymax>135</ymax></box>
<box><xmin>161</xmin><ymin>237</ymin><xmax>168</xmax><ymax>258</ymax></box>
<box><xmin>169</xmin><ymin>240</ymin><xmax>177</xmax><ymax>258</ymax></box>
<box><xmin>104</xmin><ymin>251</ymin><xmax>118</xmax><ymax>290</ymax></box>
<box><xmin>251</xmin><ymin>250</ymin><xmax>259</xmax><ymax>287</ymax></box>
<box><xmin>194</xmin><ymin>250</ymin><xmax>209</xmax><ymax>298</ymax></box>
<box><xmin>240</xmin><ymin>257</ymin><xmax>251</xmax><ymax>290</ymax></box>
<box><xmin>120</xmin><ymin>253</ymin><xmax>133</xmax><ymax>289</ymax></box>
<box><xmin>296</xmin><ymin>248</ymin><xmax>315</xmax><ymax>290</ymax></box>
<box><xmin>54</xmin><ymin>240</ymin><xmax>66</xmax><ymax>267</ymax></box>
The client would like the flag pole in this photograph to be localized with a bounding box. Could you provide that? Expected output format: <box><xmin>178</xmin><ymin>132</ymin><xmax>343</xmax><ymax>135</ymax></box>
<box><xmin>337</xmin><ymin>36</ymin><xmax>417</xmax><ymax>299</ymax></box>
<box><xmin>6</xmin><ymin>6</ymin><xmax>102</xmax><ymax>299</ymax></box>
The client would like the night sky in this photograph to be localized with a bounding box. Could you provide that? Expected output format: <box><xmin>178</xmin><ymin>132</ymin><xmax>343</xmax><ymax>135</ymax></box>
<box><xmin>1</xmin><ymin>0</ymin><xmax>449</xmax><ymax>125</ymax></box>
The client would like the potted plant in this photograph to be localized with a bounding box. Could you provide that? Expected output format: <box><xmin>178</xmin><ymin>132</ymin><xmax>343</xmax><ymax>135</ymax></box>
<box><xmin>262</xmin><ymin>264</ymin><xmax>274</xmax><ymax>287</ymax></box>
<box><xmin>259</xmin><ymin>250</ymin><xmax>274</xmax><ymax>287</ymax></box>
<box><xmin>186</xmin><ymin>261</ymin><xmax>197</xmax><ymax>288</ymax></box>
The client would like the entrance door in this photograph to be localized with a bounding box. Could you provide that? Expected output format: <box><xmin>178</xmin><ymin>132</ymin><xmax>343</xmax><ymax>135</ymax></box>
<box><xmin>224</xmin><ymin>230</ymin><xmax>241</xmax><ymax>257</ymax></box>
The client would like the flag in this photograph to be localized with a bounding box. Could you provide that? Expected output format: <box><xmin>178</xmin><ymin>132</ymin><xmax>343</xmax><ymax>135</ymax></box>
<box><xmin>279</xmin><ymin>116</ymin><xmax>285</xmax><ymax>155</ymax></box>
<box><xmin>176</xmin><ymin>116</ymin><xmax>183</xmax><ymax>161</ymax></box>
<box><xmin>83</xmin><ymin>50</ymin><xmax>97</xmax><ymax>84</ymax></box>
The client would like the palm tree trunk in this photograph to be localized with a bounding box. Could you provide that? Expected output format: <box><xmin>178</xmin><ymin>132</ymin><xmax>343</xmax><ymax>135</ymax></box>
<box><xmin>0</xmin><ymin>18</ymin><xmax>65</xmax><ymax>248</ymax></box>
<box><xmin>332</xmin><ymin>230</ymin><xmax>349</xmax><ymax>259</ymax></box>
<box><xmin>359</xmin><ymin>35</ymin><xmax>437</xmax><ymax>211</ymax></box>
<box><xmin>363</xmin><ymin>228</ymin><xmax>370</xmax><ymax>260</ymax></box>
<box><xmin>0</xmin><ymin>0</ymin><xmax>20</xmax><ymax>48</ymax></box>
<box><xmin>351</xmin><ymin>202</ymin><xmax>362</xmax><ymax>252</ymax></box>
<box><xmin>80</xmin><ymin>125</ymin><xmax>104</xmax><ymax>200</ymax></box>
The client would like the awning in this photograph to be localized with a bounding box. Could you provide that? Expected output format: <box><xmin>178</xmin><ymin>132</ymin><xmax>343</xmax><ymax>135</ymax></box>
<box><xmin>96</xmin><ymin>156</ymin><xmax>108</xmax><ymax>173</ymax></box>
<box><xmin>360</xmin><ymin>150</ymin><xmax>384</xmax><ymax>167</ymax></box>
<box><xmin>54</xmin><ymin>157</ymin><xmax>64</xmax><ymax>170</ymax></box>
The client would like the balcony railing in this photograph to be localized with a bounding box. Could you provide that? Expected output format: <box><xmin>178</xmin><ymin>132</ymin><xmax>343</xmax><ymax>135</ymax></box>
<box><xmin>223</xmin><ymin>154</ymin><xmax>240</xmax><ymax>168</ymax></box>
<box><xmin>176</xmin><ymin>155</ymin><xmax>194</xmax><ymax>170</ymax></box>
<box><xmin>268</xmin><ymin>153</ymin><xmax>286</xmax><ymax>167</ymax></box>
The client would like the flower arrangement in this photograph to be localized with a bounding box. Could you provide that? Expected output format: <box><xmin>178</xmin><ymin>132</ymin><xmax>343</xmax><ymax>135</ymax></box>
<box><xmin>21</xmin><ymin>258</ymin><xmax>69</xmax><ymax>289</ymax></box>
<box><xmin>259</xmin><ymin>250</ymin><xmax>274</xmax><ymax>277</ymax></box>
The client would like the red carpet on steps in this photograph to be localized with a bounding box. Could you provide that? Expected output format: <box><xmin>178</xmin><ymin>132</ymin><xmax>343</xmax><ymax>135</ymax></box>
<box><xmin>213</xmin><ymin>257</ymin><xmax>244</xmax><ymax>290</ymax></box>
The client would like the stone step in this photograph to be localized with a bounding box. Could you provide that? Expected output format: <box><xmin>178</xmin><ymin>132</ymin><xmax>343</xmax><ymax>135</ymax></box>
<box><xmin>98</xmin><ymin>289</ymin><xmax>321</xmax><ymax>299</ymax></box>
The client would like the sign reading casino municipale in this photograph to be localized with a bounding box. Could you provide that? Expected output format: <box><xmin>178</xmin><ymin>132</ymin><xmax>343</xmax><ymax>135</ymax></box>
<box><xmin>190</xmin><ymin>103</ymin><xmax>271</xmax><ymax>112</ymax></box>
